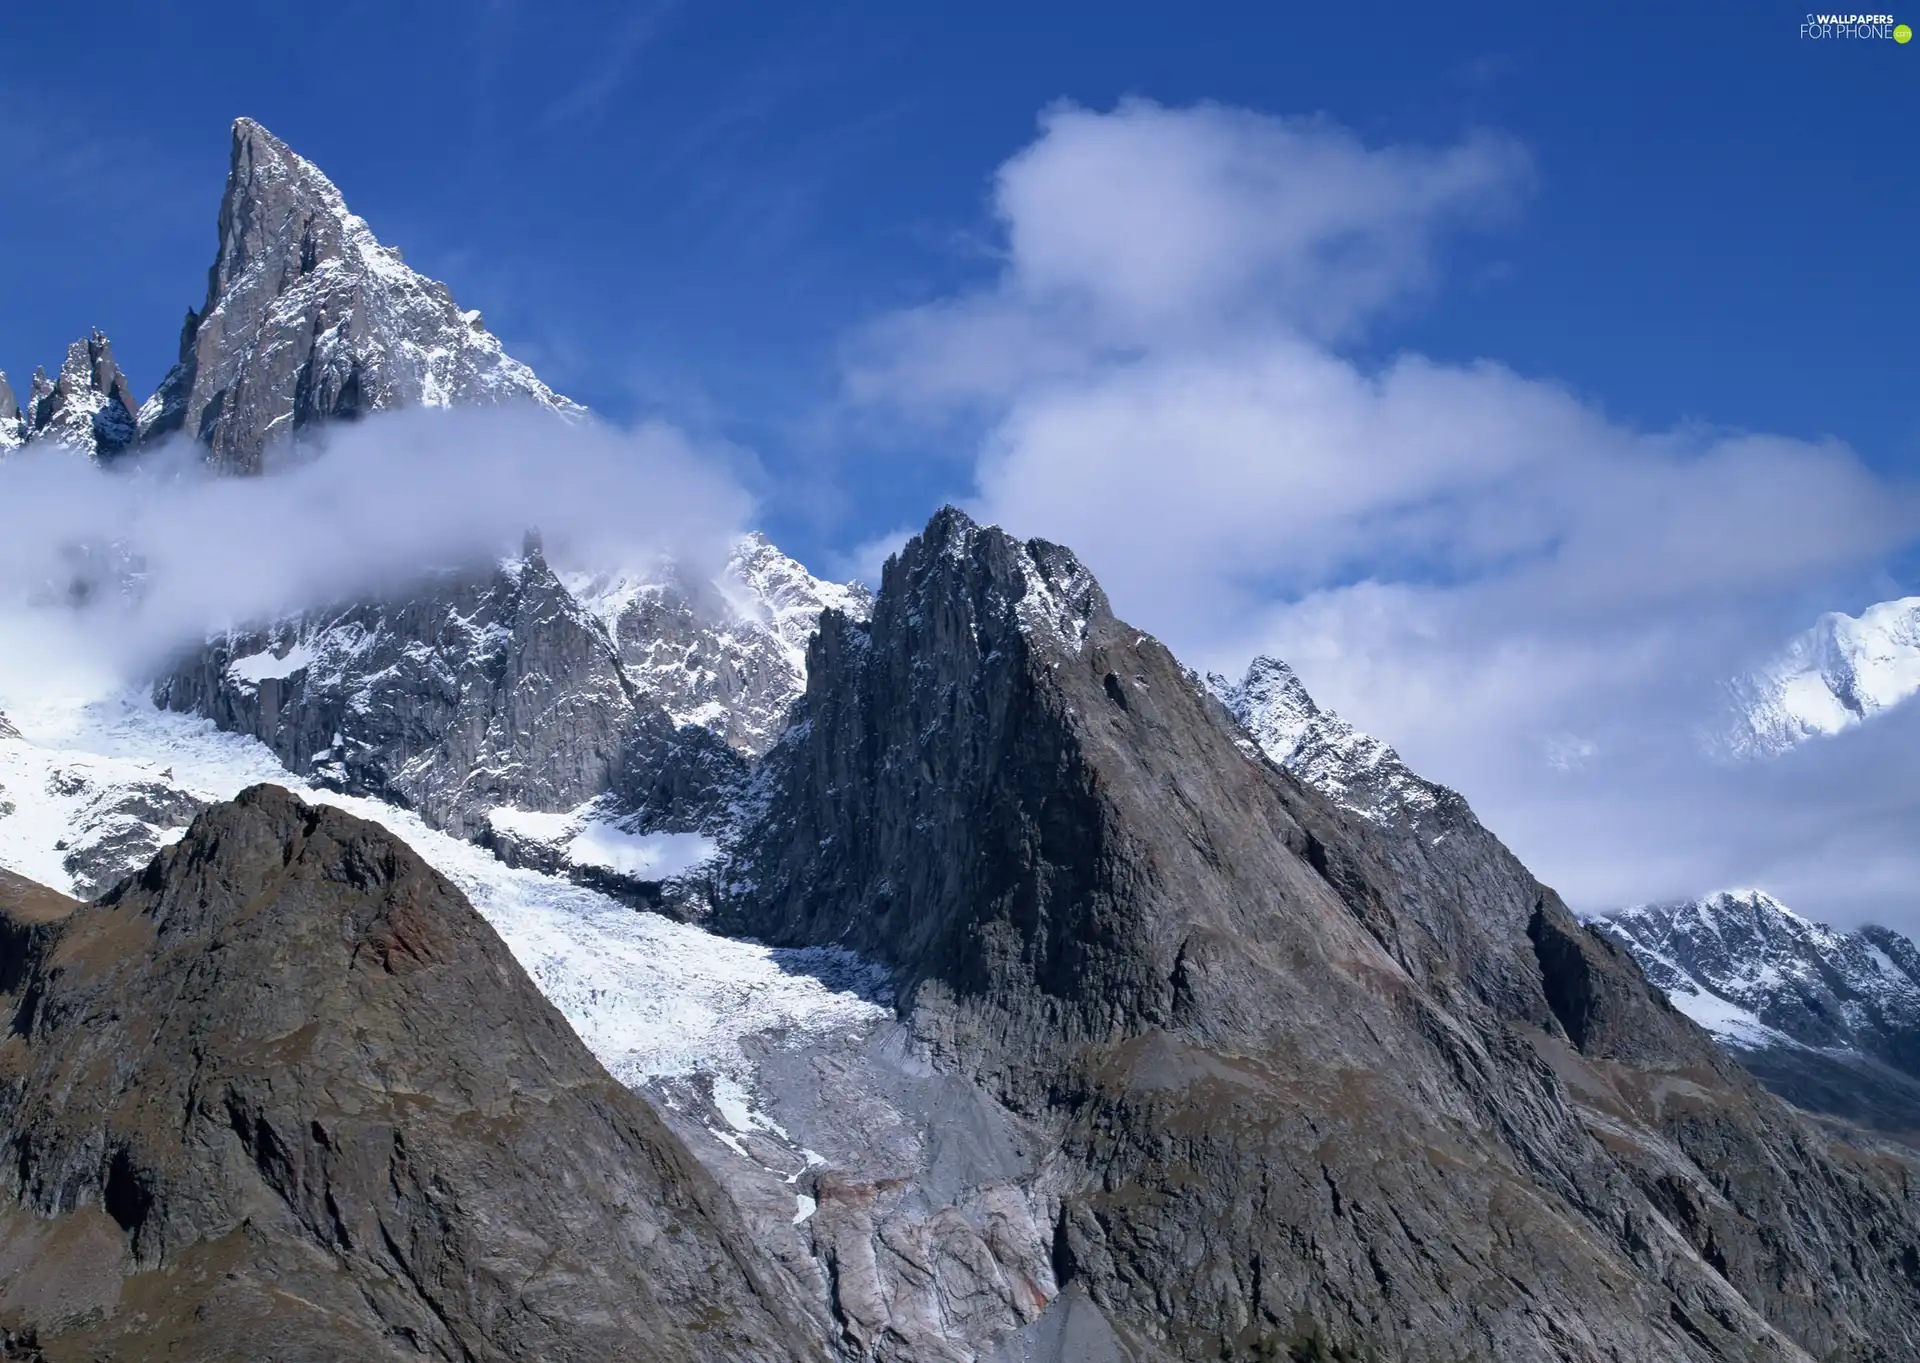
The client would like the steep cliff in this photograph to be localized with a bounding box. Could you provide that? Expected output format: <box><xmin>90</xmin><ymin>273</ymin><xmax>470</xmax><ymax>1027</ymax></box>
<box><xmin>138</xmin><ymin>118</ymin><xmax>576</xmax><ymax>471</ymax></box>
<box><xmin>721</xmin><ymin>506</ymin><xmax>1920</xmax><ymax>1362</ymax></box>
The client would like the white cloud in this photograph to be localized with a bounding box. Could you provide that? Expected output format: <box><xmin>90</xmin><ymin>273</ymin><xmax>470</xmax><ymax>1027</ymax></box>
<box><xmin>0</xmin><ymin>406</ymin><xmax>753</xmax><ymax>682</ymax></box>
<box><xmin>849</xmin><ymin>99</ymin><xmax>1920</xmax><ymax>927</ymax></box>
<box><xmin>847</xmin><ymin>100</ymin><xmax>1529</xmax><ymax>407</ymax></box>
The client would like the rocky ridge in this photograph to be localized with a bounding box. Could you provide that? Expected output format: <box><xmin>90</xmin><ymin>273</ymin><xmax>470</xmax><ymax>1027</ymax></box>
<box><xmin>153</xmin><ymin>541</ymin><xmax>745</xmax><ymax>846</ymax></box>
<box><xmin>1597</xmin><ymin>891</ymin><xmax>1920</xmax><ymax>1138</ymax></box>
<box><xmin>154</xmin><ymin>529</ymin><xmax>866</xmax><ymax>887</ymax></box>
<box><xmin>720</xmin><ymin>504</ymin><xmax>1920</xmax><ymax>1362</ymax></box>
<box><xmin>0</xmin><ymin>331</ymin><xmax>139</xmax><ymax>460</ymax></box>
<box><xmin>567</xmin><ymin>532</ymin><xmax>874</xmax><ymax>758</ymax></box>
<box><xmin>1209</xmin><ymin>654</ymin><xmax>1453</xmax><ymax>826</ymax></box>
<box><xmin>138</xmin><ymin>118</ymin><xmax>577</xmax><ymax>472</ymax></box>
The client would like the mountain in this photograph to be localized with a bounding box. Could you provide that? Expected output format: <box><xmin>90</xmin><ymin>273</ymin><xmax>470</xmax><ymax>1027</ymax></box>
<box><xmin>129</xmin><ymin>119</ymin><xmax>866</xmax><ymax>887</ymax></box>
<box><xmin>138</xmin><ymin>118</ymin><xmax>577</xmax><ymax>472</ymax></box>
<box><xmin>1209</xmin><ymin>654</ymin><xmax>1456</xmax><ymax>826</ymax></box>
<box><xmin>0</xmin><ymin>331</ymin><xmax>140</xmax><ymax>460</ymax></box>
<box><xmin>153</xmin><ymin>540</ymin><xmax>744</xmax><ymax>846</ymax></box>
<box><xmin>0</xmin><ymin>785</ymin><xmax>824</xmax><ymax>1359</ymax></box>
<box><xmin>1596</xmin><ymin>891</ymin><xmax>1920</xmax><ymax>1137</ymax></box>
<box><xmin>720</xmin><ymin>505</ymin><xmax>1920</xmax><ymax>1361</ymax></box>
<box><xmin>1715</xmin><ymin>597</ymin><xmax>1920</xmax><ymax>758</ymax></box>
<box><xmin>1218</xmin><ymin>656</ymin><xmax>1920</xmax><ymax>1142</ymax></box>
<box><xmin>153</xmin><ymin>531</ymin><xmax>867</xmax><ymax>894</ymax></box>
<box><xmin>17</xmin><ymin>112</ymin><xmax>1920</xmax><ymax>1361</ymax></box>
<box><xmin>567</xmin><ymin>532</ymin><xmax>874</xmax><ymax>758</ymax></box>
<box><xmin>0</xmin><ymin>372</ymin><xmax>23</xmax><ymax>449</ymax></box>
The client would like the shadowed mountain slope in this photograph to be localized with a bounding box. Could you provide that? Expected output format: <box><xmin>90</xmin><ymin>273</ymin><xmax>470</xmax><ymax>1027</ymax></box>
<box><xmin>720</xmin><ymin>506</ymin><xmax>1920</xmax><ymax>1362</ymax></box>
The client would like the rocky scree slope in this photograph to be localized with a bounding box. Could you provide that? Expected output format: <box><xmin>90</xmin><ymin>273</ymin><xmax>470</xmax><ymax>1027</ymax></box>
<box><xmin>138</xmin><ymin>118</ymin><xmax>576</xmax><ymax>472</ymax></box>
<box><xmin>1599</xmin><ymin>891</ymin><xmax>1920</xmax><ymax>1139</ymax></box>
<box><xmin>720</xmin><ymin>505</ymin><xmax>1920</xmax><ymax>1362</ymax></box>
<box><xmin>0</xmin><ymin>785</ymin><xmax>825</xmax><ymax>1361</ymax></box>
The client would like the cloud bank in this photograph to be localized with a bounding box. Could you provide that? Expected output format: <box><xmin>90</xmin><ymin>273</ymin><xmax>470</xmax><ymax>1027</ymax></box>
<box><xmin>850</xmin><ymin>99</ymin><xmax>1920</xmax><ymax>927</ymax></box>
<box><xmin>0</xmin><ymin>407</ymin><xmax>753</xmax><ymax>691</ymax></box>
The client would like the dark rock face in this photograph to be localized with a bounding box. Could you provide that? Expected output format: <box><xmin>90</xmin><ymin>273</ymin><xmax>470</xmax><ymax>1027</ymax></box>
<box><xmin>1598</xmin><ymin>892</ymin><xmax>1920</xmax><ymax>1138</ymax></box>
<box><xmin>722</xmin><ymin>506</ymin><xmax>1920</xmax><ymax>1362</ymax></box>
<box><xmin>9</xmin><ymin>332</ymin><xmax>138</xmax><ymax>459</ymax></box>
<box><xmin>154</xmin><ymin>545</ymin><xmax>742</xmax><ymax>840</ymax></box>
<box><xmin>139</xmin><ymin>118</ymin><xmax>576</xmax><ymax>472</ymax></box>
<box><xmin>0</xmin><ymin>786</ymin><xmax>824</xmax><ymax>1360</ymax></box>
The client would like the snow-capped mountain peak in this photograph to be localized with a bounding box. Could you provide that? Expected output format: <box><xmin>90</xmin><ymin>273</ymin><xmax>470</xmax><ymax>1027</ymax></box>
<box><xmin>1715</xmin><ymin>596</ymin><xmax>1920</xmax><ymax>759</ymax></box>
<box><xmin>1594</xmin><ymin>889</ymin><xmax>1920</xmax><ymax>1132</ymax></box>
<box><xmin>0</xmin><ymin>331</ymin><xmax>139</xmax><ymax>461</ymax></box>
<box><xmin>139</xmin><ymin>117</ymin><xmax>579</xmax><ymax>471</ymax></box>
<box><xmin>1209</xmin><ymin>655</ymin><xmax>1447</xmax><ymax>825</ymax></box>
<box><xmin>565</xmin><ymin>532</ymin><xmax>872</xmax><ymax>756</ymax></box>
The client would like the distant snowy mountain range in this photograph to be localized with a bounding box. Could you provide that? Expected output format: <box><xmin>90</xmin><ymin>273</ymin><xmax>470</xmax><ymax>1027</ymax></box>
<box><xmin>1214</xmin><ymin>655</ymin><xmax>1920</xmax><ymax>1139</ymax></box>
<box><xmin>1597</xmin><ymin>892</ymin><xmax>1920</xmax><ymax>1135</ymax></box>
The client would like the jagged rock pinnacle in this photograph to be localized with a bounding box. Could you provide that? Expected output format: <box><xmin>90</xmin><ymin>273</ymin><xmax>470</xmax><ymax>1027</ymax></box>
<box><xmin>0</xmin><ymin>370</ymin><xmax>22</xmax><ymax>450</ymax></box>
<box><xmin>13</xmin><ymin>330</ymin><xmax>138</xmax><ymax>459</ymax></box>
<box><xmin>139</xmin><ymin>117</ymin><xmax>578</xmax><ymax>473</ymax></box>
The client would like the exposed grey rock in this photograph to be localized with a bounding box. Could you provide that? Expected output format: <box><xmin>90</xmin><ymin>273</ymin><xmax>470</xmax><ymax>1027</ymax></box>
<box><xmin>570</xmin><ymin>532</ymin><xmax>874</xmax><ymax>758</ymax></box>
<box><xmin>153</xmin><ymin>543</ymin><xmax>743</xmax><ymax>843</ymax></box>
<box><xmin>652</xmin><ymin>1019</ymin><xmax>1064</xmax><ymax>1361</ymax></box>
<box><xmin>58</xmin><ymin>778</ymin><xmax>206</xmax><ymax>899</ymax></box>
<box><xmin>1597</xmin><ymin>891</ymin><xmax>1920</xmax><ymax>1138</ymax></box>
<box><xmin>16</xmin><ymin>332</ymin><xmax>138</xmax><ymax>459</ymax></box>
<box><xmin>0</xmin><ymin>372</ymin><xmax>22</xmax><ymax>450</ymax></box>
<box><xmin>139</xmin><ymin>118</ymin><xmax>578</xmax><ymax>472</ymax></box>
<box><xmin>721</xmin><ymin>505</ymin><xmax>1920</xmax><ymax>1362</ymax></box>
<box><xmin>0</xmin><ymin>787</ymin><xmax>827</xmax><ymax>1360</ymax></box>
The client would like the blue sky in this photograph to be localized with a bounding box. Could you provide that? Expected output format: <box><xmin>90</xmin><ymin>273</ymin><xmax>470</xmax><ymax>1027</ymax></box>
<box><xmin>3</xmin><ymin>0</ymin><xmax>1918</xmax><ymax>917</ymax></box>
<box><xmin>1</xmin><ymin>0</ymin><xmax>1914</xmax><ymax>567</ymax></box>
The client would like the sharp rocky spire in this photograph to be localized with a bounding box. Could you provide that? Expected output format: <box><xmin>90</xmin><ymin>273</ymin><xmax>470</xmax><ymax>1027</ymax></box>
<box><xmin>139</xmin><ymin>117</ymin><xmax>578</xmax><ymax>473</ymax></box>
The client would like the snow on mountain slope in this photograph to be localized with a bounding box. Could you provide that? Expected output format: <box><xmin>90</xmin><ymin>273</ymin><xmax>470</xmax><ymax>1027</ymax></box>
<box><xmin>566</xmin><ymin>532</ymin><xmax>873</xmax><ymax>757</ymax></box>
<box><xmin>0</xmin><ymin>372</ymin><xmax>22</xmax><ymax>451</ymax></box>
<box><xmin>1715</xmin><ymin>596</ymin><xmax>1920</xmax><ymax>758</ymax></box>
<box><xmin>0</xmin><ymin>689</ymin><xmax>887</xmax><ymax>1088</ymax></box>
<box><xmin>156</xmin><ymin>530</ymin><xmax>863</xmax><ymax>857</ymax></box>
<box><xmin>1208</xmin><ymin>654</ymin><xmax>1447</xmax><ymax>825</ymax></box>
<box><xmin>1596</xmin><ymin>890</ymin><xmax>1920</xmax><ymax>1057</ymax></box>
<box><xmin>140</xmin><ymin>118</ymin><xmax>579</xmax><ymax>472</ymax></box>
<box><xmin>1</xmin><ymin>332</ymin><xmax>140</xmax><ymax>460</ymax></box>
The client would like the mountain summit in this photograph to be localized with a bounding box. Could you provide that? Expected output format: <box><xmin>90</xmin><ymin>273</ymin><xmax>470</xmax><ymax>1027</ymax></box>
<box><xmin>138</xmin><ymin>117</ymin><xmax>577</xmax><ymax>471</ymax></box>
<box><xmin>1715</xmin><ymin>597</ymin><xmax>1920</xmax><ymax>758</ymax></box>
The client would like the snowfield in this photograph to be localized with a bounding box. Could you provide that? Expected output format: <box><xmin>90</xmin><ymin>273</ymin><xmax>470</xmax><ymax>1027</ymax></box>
<box><xmin>0</xmin><ymin>685</ymin><xmax>889</xmax><ymax>1088</ymax></box>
